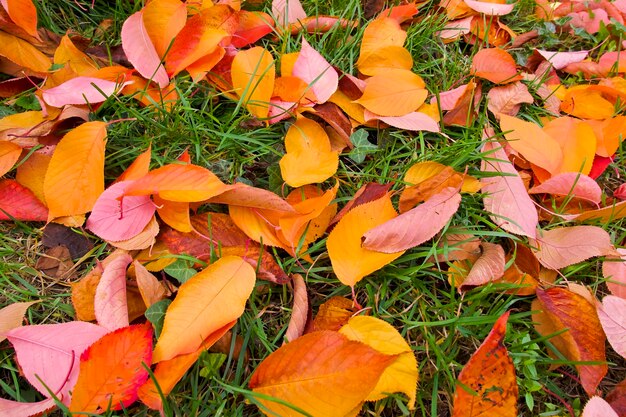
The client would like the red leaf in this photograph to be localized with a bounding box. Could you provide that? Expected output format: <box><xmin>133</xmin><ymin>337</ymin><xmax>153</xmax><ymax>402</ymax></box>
<box><xmin>69</xmin><ymin>323</ymin><xmax>153</xmax><ymax>414</ymax></box>
<box><xmin>0</xmin><ymin>179</ymin><xmax>47</xmax><ymax>221</ymax></box>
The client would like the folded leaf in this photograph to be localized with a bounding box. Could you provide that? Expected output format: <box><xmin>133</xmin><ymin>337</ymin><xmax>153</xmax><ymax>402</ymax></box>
<box><xmin>292</xmin><ymin>38</ymin><xmax>338</xmax><ymax>104</ymax></box>
<box><xmin>94</xmin><ymin>253</ymin><xmax>132</xmax><ymax>331</ymax></box>
<box><xmin>284</xmin><ymin>274</ymin><xmax>309</xmax><ymax>342</ymax></box>
<box><xmin>528</xmin><ymin>173</ymin><xmax>601</xmax><ymax>205</ymax></box>
<box><xmin>142</xmin><ymin>0</ymin><xmax>187</xmax><ymax>57</ymax></box>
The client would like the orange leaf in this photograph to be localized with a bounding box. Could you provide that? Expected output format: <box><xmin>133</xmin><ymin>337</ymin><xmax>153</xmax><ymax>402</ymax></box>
<box><xmin>309</xmin><ymin>296</ymin><xmax>357</xmax><ymax>332</ymax></box>
<box><xmin>115</xmin><ymin>146</ymin><xmax>152</xmax><ymax>183</ymax></box>
<box><xmin>0</xmin><ymin>141</ymin><xmax>21</xmax><ymax>176</ymax></box>
<box><xmin>142</xmin><ymin>0</ymin><xmax>187</xmax><ymax>57</ymax></box>
<box><xmin>452</xmin><ymin>312</ymin><xmax>518</xmax><ymax>417</ymax></box>
<box><xmin>133</xmin><ymin>261</ymin><xmax>168</xmax><ymax>308</ymax></box>
<box><xmin>0</xmin><ymin>31</ymin><xmax>50</xmax><ymax>74</ymax></box>
<box><xmin>152</xmin><ymin>256</ymin><xmax>256</xmax><ymax>362</ymax></box>
<box><xmin>471</xmin><ymin>48</ymin><xmax>521</xmax><ymax>84</ymax></box>
<box><xmin>561</xmin><ymin>86</ymin><xmax>618</xmax><ymax>120</ymax></box>
<box><xmin>357</xmin><ymin>45</ymin><xmax>413</xmax><ymax>76</ymax></box>
<box><xmin>43</xmin><ymin>121</ymin><xmax>107</xmax><ymax>220</ymax></box>
<box><xmin>532</xmin><ymin>287</ymin><xmax>607</xmax><ymax>396</ymax></box>
<box><xmin>2</xmin><ymin>0</ymin><xmax>38</xmax><ymax>37</ymax></box>
<box><xmin>499</xmin><ymin>114</ymin><xmax>563</xmax><ymax>175</ymax></box>
<box><xmin>327</xmin><ymin>193</ymin><xmax>405</xmax><ymax>286</ymax></box>
<box><xmin>69</xmin><ymin>323</ymin><xmax>153</xmax><ymax>414</ymax></box>
<box><xmin>587</xmin><ymin>116</ymin><xmax>626</xmax><ymax>157</ymax></box>
<box><xmin>0</xmin><ymin>301</ymin><xmax>40</xmax><ymax>343</ymax></box>
<box><xmin>154</xmin><ymin>195</ymin><xmax>191</xmax><ymax>232</ymax></box>
<box><xmin>279</xmin><ymin>117</ymin><xmax>339</xmax><ymax>187</ymax></box>
<box><xmin>355</xmin><ymin>69</ymin><xmax>428</xmax><ymax>116</ymax></box>
<box><xmin>231</xmin><ymin>46</ymin><xmax>275</xmax><ymax>119</ymax></box>
<box><xmin>357</xmin><ymin>17</ymin><xmax>407</xmax><ymax>65</ymax></box>
<box><xmin>123</xmin><ymin>163</ymin><xmax>229</xmax><ymax>202</ymax></box>
<box><xmin>249</xmin><ymin>331</ymin><xmax>397</xmax><ymax>417</ymax></box>
<box><xmin>53</xmin><ymin>35</ymin><xmax>98</xmax><ymax>76</ymax></box>
<box><xmin>542</xmin><ymin>117</ymin><xmax>596</xmax><ymax>175</ymax></box>
<box><xmin>284</xmin><ymin>274</ymin><xmax>309</xmax><ymax>342</ymax></box>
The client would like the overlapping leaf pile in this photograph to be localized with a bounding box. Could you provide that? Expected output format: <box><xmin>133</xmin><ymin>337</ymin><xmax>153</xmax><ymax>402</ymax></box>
<box><xmin>3</xmin><ymin>0</ymin><xmax>626</xmax><ymax>414</ymax></box>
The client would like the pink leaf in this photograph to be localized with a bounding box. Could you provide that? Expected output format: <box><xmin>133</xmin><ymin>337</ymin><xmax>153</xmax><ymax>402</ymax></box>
<box><xmin>459</xmin><ymin>242</ymin><xmax>506</xmax><ymax>290</ymax></box>
<box><xmin>0</xmin><ymin>179</ymin><xmax>48</xmax><ymax>221</ymax></box>
<box><xmin>487</xmin><ymin>81</ymin><xmax>534</xmax><ymax>117</ymax></box>
<box><xmin>87</xmin><ymin>181</ymin><xmax>156</xmax><ymax>242</ymax></box>
<box><xmin>431</xmin><ymin>83</ymin><xmax>470</xmax><ymax>110</ymax></box>
<box><xmin>0</xmin><ymin>397</ymin><xmax>57</xmax><ymax>417</ymax></box>
<box><xmin>42</xmin><ymin>77</ymin><xmax>132</xmax><ymax>107</ymax></box>
<box><xmin>94</xmin><ymin>253</ymin><xmax>132</xmax><ymax>331</ymax></box>
<box><xmin>364</xmin><ymin>109</ymin><xmax>440</xmax><ymax>132</ymax></box>
<box><xmin>284</xmin><ymin>274</ymin><xmax>309</xmax><ymax>343</ymax></box>
<box><xmin>597</xmin><ymin>295</ymin><xmax>626</xmax><ymax>359</ymax></box>
<box><xmin>6</xmin><ymin>322</ymin><xmax>107</xmax><ymax>401</ymax></box>
<box><xmin>362</xmin><ymin>187</ymin><xmax>461</xmax><ymax>253</ymax></box>
<box><xmin>464</xmin><ymin>0</ymin><xmax>515</xmax><ymax>15</ymax></box>
<box><xmin>604</xmin><ymin>248</ymin><xmax>626</xmax><ymax>298</ymax></box>
<box><xmin>582</xmin><ymin>396</ymin><xmax>619</xmax><ymax>417</ymax></box>
<box><xmin>272</xmin><ymin>0</ymin><xmax>306</xmax><ymax>26</ymax></box>
<box><xmin>528</xmin><ymin>173</ymin><xmax>602</xmax><ymax>205</ymax></box>
<box><xmin>121</xmin><ymin>11</ymin><xmax>169</xmax><ymax>88</ymax></box>
<box><xmin>437</xmin><ymin>17</ymin><xmax>473</xmax><ymax>41</ymax></box>
<box><xmin>481</xmin><ymin>141</ymin><xmax>538</xmax><ymax>238</ymax></box>
<box><xmin>568</xmin><ymin>9</ymin><xmax>610</xmax><ymax>34</ymax></box>
<box><xmin>533</xmin><ymin>226</ymin><xmax>614</xmax><ymax>270</ymax></box>
<box><xmin>292</xmin><ymin>38</ymin><xmax>338</xmax><ymax>104</ymax></box>
<box><xmin>537</xmin><ymin>50</ymin><xmax>589</xmax><ymax>70</ymax></box>
<box><xmin>0</xmin><ymin>301</ymin><xmax>40</xmax><ymax>343</ymax></box>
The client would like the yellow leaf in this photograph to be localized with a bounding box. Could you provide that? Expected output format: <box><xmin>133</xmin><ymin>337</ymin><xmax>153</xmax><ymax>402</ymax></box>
<box><xmin>0</xmin><ymin>141</ymin><xmax>22</xmax><ymax>177</ymax></box>
<box><xmin>327</xmin><ymin>194</ymin><xmax>405</xmax><ymax>286</ymax></box>
<box><xmin>0</xmin><ymin>31</ymin><xmax>51</xmax><ymax>74</ymax></box>
<box><xmin>358</xmin><ymin>17</ymin><xmax>407</xmax><ymax>65</ymax></box>
<box><xmin>339</xmin><ymin>316</ymin><xmax>418</xmax><ymax>409</ymax></box>
<box><xmin>231</xmin><ymin>46</ymin><xmax>275</xmax><ymax>119</ymax></box>
<box><xmin>279</xmin><ymin>117</ymin><xmax>339</xmax><ymax>187</ymax></box>
<box><xmin>43</xmin><ymin>122</ymin><xmax>107</xmax><ymax>220</ymax></box>
<box><xmin>152</xmin><ymin>256</ymin><xmax>256</xmax><ymax>362</ymax></box>
<box><xmin>355</xmin><ymin>69</ymin><xmax>428</xmax><ymax>117</ymax></box>
<box><xmin>53</xmin><ymin>35</ymin><xmax>98</xmax><ymax>76</ymax></box>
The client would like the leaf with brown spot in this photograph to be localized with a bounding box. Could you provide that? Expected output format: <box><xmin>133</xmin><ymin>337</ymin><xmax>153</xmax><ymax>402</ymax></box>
<box><xmin>452</xmin><ymin>312</ymin><xmax>518</xmax><ymax>417</ymax></box>
<box><xmin>532</xmin><ymin>287</ymin><xmax>607</xmax><ymax>396</ymax></box>
<box><xmin>309</xmin><ymin>296</ymin><xmax>357</xmax><ymax>332</ymax></box>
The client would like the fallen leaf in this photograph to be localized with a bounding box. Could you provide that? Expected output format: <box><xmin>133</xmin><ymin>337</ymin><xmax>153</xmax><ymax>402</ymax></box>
<box><xmin>582</xmin><ymin>396</ymin><xmax>619</xmax><ymax>417</ymax></box>
<box><xmin>364</xmin><ymin>109</ymin><xmax>440</xmax><ymax>132</ymax></box>
<box><xmin>357</xmin><ymin>45</ymin><xmax>413</xmax><ymax>76</ymax></box>
<box><xmin>42</xmin><ymin>76</ymin><xmax>131</xmax><ymax>107</ymax></box>
<box><xmin>42</xmin><ymin>223</ymin><xmax>93</xmax><ymax>259</ymax></box>
<box><xmin>487</xmin><ymin>81</ymin><xmax>533</xmax><ymax>117</ymax></box>
<box><xmin>0</xmin><ymin>397</ymin><xmax>56</xmax><ymax>417</ymax></box>
<box><xmin>94</xmin><ymin>252</ymin><xmax>132</xmax><ymax>331</ymax></box>
<box><xmin>231</xmin><ymin>46</ymin><xmax>275</xmax><ymax>119</ymax></box>
<box><xmin>327</xmin><ymin>193</ymin><xmax>405</xmax><ymax>286</ymax></box>
<box><xmin>284</xmin><ymin>274</ymin><xmax>309</xmax><ymax>342</ymax></box>
<box><xmin>452</xmin><ymin>312</ymin><xmax>517</xmax><ymax>417</ymax></box>
<box><xmin>142</xmin><ymin>0</ymin><xmax>187</xmax><ymax>57</ymax></box>
<box><xmin>309</xmin><ymin>296</ymin><xmax>357</xmax><ymax>332</ymax></box>
<box><xmin>528</xmin><ymin>172</ymin><xmax>602</xmax><ymax>205</ymax></box>
<box><xmin>362</xmin><ymin>187</ymin><xmax>461</xmax><ymax>253</ymax></box>
<box><xmin>597</xmin><ymin>295</ymin><xmax>626</xmax><ymax>359</ymax></box>
<box><xmin>0</xmin><ymin>301</ymin><xmax>39</xmax><ymax>342</ymax></box>
<box><xmin>0</xmin><ymin>141</ymin><xmax>21</xmax><ymax>176</ymax></box>
<box><xmin>357</xmin><ymin>17</ymin><xmax>407</xmax><ymax>68</ymax></box>
<box><xmin>329</xmin><ymin>182</ymin><xmax>391</xmax><ymax>228</ymax></box>
<box><xmin>464</xmin><ymin>0</ymin><xmax>515</xmax><ymax>15</ymax></box>
<box><xmin>0</xmin><ymin>179</ymin><xmax>48</xmax><ymax>221</ymax></box>
<box><xmin>87</xmin><ymin>181</ymin><xmax>156</xmax><ymax>242</ymax></box>
<box><xmin>35</xmin><ymin>245</ymin><xmax>74</xmax><ymax>279</ymax></box>
<box><xmin>471</xmin><ymin>48</ymin><xmax>521</xmax><ymax>84</ymax></box>
<box><xmin>339</xmin><ymin>316</ymin><xmax>418</xmax><ymax>409</ymax></box>
<box><xmin>542</xmin><ymin>117</ymin><xmax>596</xmax><ymax>175</ymax></box>
<box><xmin>43</xmin><ymin>122</ymin><xmax>107</xmax><ymax>220</ymax></box>
<box><xmin>122</xmin><ymin>11</ymin><xmax>169</xmax><ymax>88</ymax></box>
<box><xmin>69</xmin><ymin>323</ymin><xmax>153</xmax><ymax>414</ymax></box>
<box><xmin>458</xmin><ymin>242</ymin><xmax>506</xmax><ymax>291</ymax></box>
<box><xmin>532</xmin><ymin>226</ymin><xmax>614</xmax><ymax>270</ymax></box>
<box><xmin>604</xmin><ymin>248</ymin><xmax>626</xmax><ymax>298</ymax></box>
<box><xmin>249</xmin><ymin>331</ymin><xmax>397</xmax><ymax>417</ymax></box>
<box><xmin>0</xmin><ymin>31</ymin><xmax>50</xmax><ymax>74</ymax></box>
<box><xmin>532</xmin><ymin>287</ymin><xmax>607</xmax><ymax>396</ymax></box>
<box><xmin>481</xmin><ymin>141</ymin><xmax>538</xmax><ymax>238</ymax></box>
<box><xmin>537</xmin><ymin>49</ymin><xmax>589</xmax><ymax>70</ymax></box>
<box><xmin>292</xmin><ymin>38</ymin><xmax>338</xmax><ymax>104</ymax></box>
<box><xmin>152</xmin><ymin>256</ymin><xmax>256</xmax><ymax>362</ymax></box>
<box><xmin>272</xmin><ymin>0</ymin><xmax>306</xmax><ymax>26</ymax></box>
<box><xmin>110</xmin><ymin>215</ymin><xmax>159</xmax><ymax>251</ymax></box>
<box><xmin>279</xmin><ymin>116</ymin><xmax>339</xmax><ymax>187</ymax></box>
<box><xmin>355</xmin><ymin>69</ymin><xmax>428</xmax><ymax>116</ymax></box>
<box><xmin>133</xmin><ymin>260</ymin><xmax>168</xmax><ymax>308</ymax></box>
<box><xmin>232</xmin><ymin>10</ymin><xmax>274</xmax><ymax>48</ymax></box>
<box><xmin>1</xmin><ymin>0</ymin><xmax>38</xmax><ymax>37</ymax></box>
<box><xmin>607</xmin><ymin>379</ymin><xmax>626</xmax><ymax>416</ymax></box>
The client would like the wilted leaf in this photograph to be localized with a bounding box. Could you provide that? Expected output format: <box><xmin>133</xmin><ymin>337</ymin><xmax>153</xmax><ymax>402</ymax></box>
<box><xmin>152</xmin><ymin>256</ymin><xmax>256</xmax><ymax>362</ymax></box>
<box><xmin>363</xmin><ymin>187</ymin><xmax>461</xmax><ymax>253</ymax></box>
<box><xmin>292</xmin><ymin>38</ymin><xmax>338</xmax><ymax>104</ymax></box>
<box><xmin>122</xmin><ymin>11</ymin><xmax>169</xmax><ymax>88</ymax></box>
<box><xmin>94</xmin><ymin>252</ymin><xmax>132</xmax><ymax>331</ymax></box>
<box><xmin>327</xmin><ymin>194</ymin><xmax>405</xmax><ymax>286</ymax></box>
<box><xmin>471</xmin><ymin>48</ymin><xmax>521</xmax><ymax>84</ymax></box>
<box><xmin>249</xmin><ymin>331</ymin><xmax>397</xmax><ymax>417</ymax></box>
<box><xmin>355</xmin><ymin>69</ymin><xmax>428</xmax><ymax>116</ymax></box>
<box><xmin>481</xmin><ymin>140</ymin><xmax>538</xmax><ymax>238</ymax></box>
<box><xmin>0</xmin><ymin>301</ymin><xmax>39</xmax><ymax>342</ymax></box>
<box><xmin>43</xmin><ymin>122</ymin><xmax>107</xmax><ymax>220</ymax></box>
<box><xmin>339</xmin><ymin>316</ymin><xmax>418</xmax><ymax>408</ymax></box>
<box><xmin>0</xmin><ymin>179</ymin><xmax>48</xmax><ymax>221</ymax></box>
<box><xmin>231</xmin><ymin>46</ymin><xmax>275</xmax><ymax>119</ymax></box>
<box><xmin>452</xmin><ymin>312</ymin><xmax>517</xmax><ymax>417</ymax></box>
<box><xmin>70</xmin><ymin>323</ymin><xmax>153</xmax><ymax>414</ymax></box>
<box><xmin>532</xmin><ymin>287</ymin><xmax>607</xmax><ymax>396</ymax></box>
<box><xmin>284</xmin><ymin>274</ymin><xmax>309</xmax><ymax>343</ymax></box>
<box><xmin>133</xmin><ymin>260</ymin><xmax>168</xmax><ymax>308</ymax></box>
<box><xmin>532</xmin><ymin>226</ymin><xmax>614</xmax><ymax>270</ymax></box>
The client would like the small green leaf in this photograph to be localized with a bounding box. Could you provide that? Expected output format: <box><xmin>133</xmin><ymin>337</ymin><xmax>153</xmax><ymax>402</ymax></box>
<box><xmin>349</xmin><ymin>129</ymin><xmax>377</xmax><ymax>164</ymax></box>
<box><xmin>164</xmin><ymin>259</ymin><xmax>197</xmax><ymax>283</ymax></box>
<box><xmin>146</xmin><ymin>299</ymin><xmax>172</xmax><ymax>338</ymax></box>
<box><xmin>199</xmin><ymin>352</ymin><xmax>227</xmax><ymax>378</ymax></box>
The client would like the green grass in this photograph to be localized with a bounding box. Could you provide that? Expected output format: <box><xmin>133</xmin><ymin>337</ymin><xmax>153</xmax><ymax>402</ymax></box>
<box><xmin>3</xmin><ymin>0</ymin><xmax>626</xmax><ymax>415</ymax></box>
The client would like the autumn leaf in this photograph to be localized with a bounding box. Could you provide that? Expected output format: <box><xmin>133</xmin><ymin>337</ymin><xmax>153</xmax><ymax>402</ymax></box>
<box><xmin>603</xmin><ymin>248</ymin><xmax>626</xmax><ymax>298</ymax></box>
<box><xmin>309</xmin><ymin>296</ymin><xmax>357</xmax><ymax>332</ymax></box>
<box><xmin>0</xmin><ymin>397</ymin><xmax>56</xmax><ymax>417</ymax></box>
<box><xmin>532</xmin><ymin>287</ymin><xmax>607</xmax><ymax>396</ymax></box>
<box><xmin>1</xmin><ymin>0</ymin><xmax>38</xmax><ymax>37</ymax></box>
<box><xmin>43</xmin><ymin>121</ymin><xmax>107</xmax><ymax>220</ymax></box>
<box><xmin>42</xmin><ymin>76</ymin><xmax>132</xmax><ymax>107</ymax></box>
<box><xmin>452</xmin><ymin>312</ymin><xmax>517</xmax><ymax>417</ymax></box>
<box><xmin>457</xmin><ymin>242</ymin><xmax>506</xmax><ymax>291</ymax></box>
<box><xmin>327</xmin><ymin>193</ymin><xmax>405</xmax><ymax>287</ymax></box>
<box><xmin>152</xmin><ymin>256</ymin><xmax>256</xmax><ymax>362</ymax></box>
<box><xmin>70</xmin><ymin>323</ymin><xmax>153</xmax><ymax>414</ymax></box>
<box><xmin>0</xmin><ymin>31</ymin><xmax>50</xmax><ymax>74</ymax></box>
<box><xmin>0</xmin><ymin>179</ymin><xmax>48</xmax><ymax>221</ymax></box>
<box><xmin>0</xmin><ymin>301</ymin><xmax>40</xmax><ymax>343</ymax></box>
<box><xmin>597</xmin><ymin>295</ymin><xmax>626</xmax><ymax>359</ymax></box>
<box><xmin>272</xmin><ymin>0</ymin><xmax>307</xmax><ymax>26</ymax></box>
<box><xmin>339</xmin><ymin>316</ymin><xmax>418</xmax><ymax>409</ymax></box>
<box><xmin>142</xmin><ymin>0</ymin><xmax>187</xmax><ymax>57</ymax></box>
<box><xmin>355</xmin><ymin>69</ymin><xmax>428</xmax><ymax>116</ymax></box>
<box><xmin>471</xmin><ymin>48</ymin><xmax>521</xmax><ymax>84</ymax></box>
<box><xmin>279</xmin><ymin>116</ymin><xmax>339</xmax><ymax>187</ymax></box>
<box><xmin>249</xmin><ymin>331</ymin><xmax>397</xmax><ymax>417</ymax></box>
<box><xmin>357</xmin><ymin>17</ymin><xmax>407</xmax><ymax>67</ymax></box>
<box><xmin>284</xmin><ymin>274</ymin><xmax>309</xmax><ymax>343</ymax></box>
<box><xmin>582</xmin><ymin>396</ymin><xmax>619</xmax><ymax>417</ymax></box>
<box><xmin>94</xmin><ymin>252</ymin><xmax>132</xmax><ymax>331</ymax></box>
<box><xmin>133</xmin><ymin>261</ymin><xmax>169</xmax><ymax>308</ymax></box>
<box><xmin>292</xmin><ymin>38</ymin><xmax>339</xmax><ymax>104</ymax></box>
<box><xmin>532</xmin><ymin>226</ymin><xmax>614</xmax><ymax>270</ymax></box>
<box><xmin>528</xmin><ymin>172</ymin><xmax>602</xmax><ymax>205</ymax></box>
<box><xmin>487</xmin><ymin>81</ymin><xmax>534</xmax><ymax>117</ymax></box>
<box><xmin>0</xmin><ymin>141</ymin><xmax>21</xmax><ymax>176</ymax></box>
<box><xmin>481</xmin><ymin>140</ymin><xmax>538</xmax><ymax>238</ymax></box>
<box><xmin>231</xmin><ymin>46</ymin><xmax>275</xmax><ymax>119</ymax></box>
<box><xmin>542</xmin><ymin>117</ymin><xmax>596</xmax><ymax>175</ymax></box>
